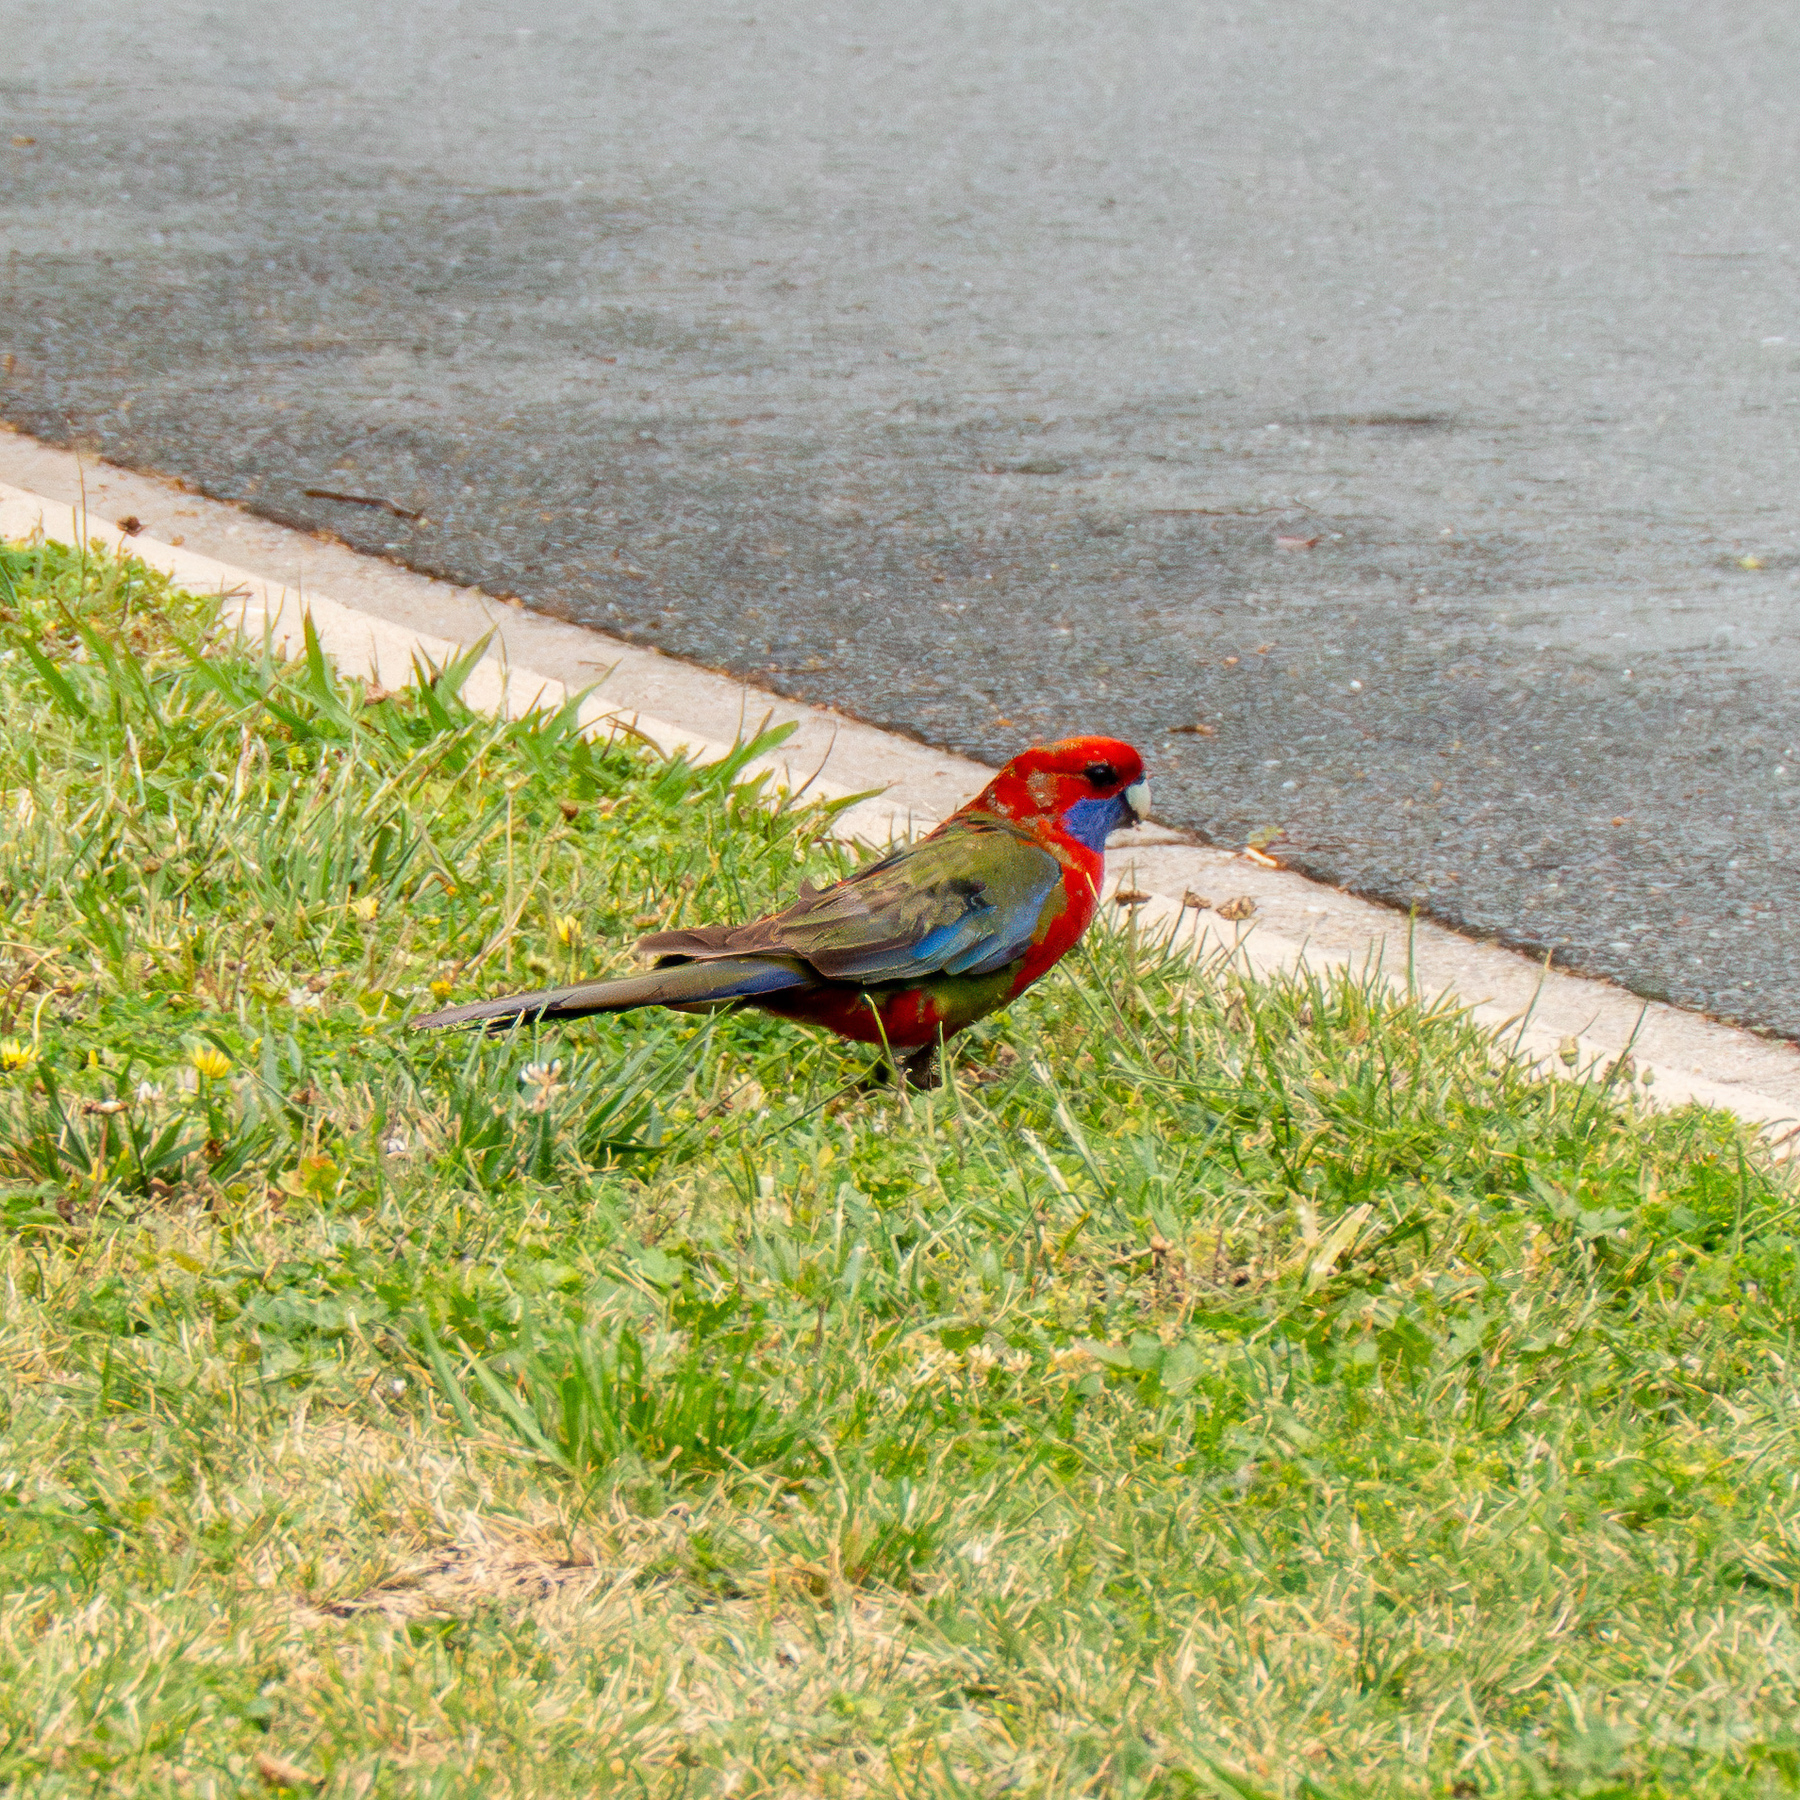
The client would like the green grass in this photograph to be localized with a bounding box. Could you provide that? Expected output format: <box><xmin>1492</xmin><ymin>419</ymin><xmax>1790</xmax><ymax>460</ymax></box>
<box><xmin>3</xmin><ymin>534</ymin><xmax>1800</xmax><ymax>1799</ymax></box>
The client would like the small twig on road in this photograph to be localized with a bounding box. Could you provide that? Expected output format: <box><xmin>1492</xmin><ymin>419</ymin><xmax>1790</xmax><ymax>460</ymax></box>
<box><xmin>303</xmin><ymin>489</ymin><xmax>425</xmax><ymax>522</ymax></box>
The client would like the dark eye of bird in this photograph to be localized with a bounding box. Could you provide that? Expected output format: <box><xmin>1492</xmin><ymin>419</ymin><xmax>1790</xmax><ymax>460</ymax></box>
<box><xmin>1084</xmin><ymin>762</ymin><xmax>1118</xmax><ymax>787</ymax></box>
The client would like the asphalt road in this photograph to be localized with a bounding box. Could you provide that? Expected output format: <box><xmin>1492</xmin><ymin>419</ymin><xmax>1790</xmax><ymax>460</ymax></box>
<box><xmin>4</xmin><ymin>0</ymin><xmax>1799</xmax><ymax>1034</ymax></box>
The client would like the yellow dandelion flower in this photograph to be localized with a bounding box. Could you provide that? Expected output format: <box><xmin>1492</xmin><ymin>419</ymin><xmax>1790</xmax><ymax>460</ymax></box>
<box><xmin>0</xmin><ymin>1037</ymin><xmax>37</xmax><ymax>1073</ymax></box>
<box><xmin>554</xmin><ymin>914</ymin><xmax>583</xmax><ymax>947</ymax></box>
<box><xmin>191</xmin><ymin>1046</ymin><xmax>232</xmax><ymax>1081</ymax></box>
<box><xmin>351</xmin><ymin>895</ymin><xmax>380</xmax><ymax>922</ymax></box>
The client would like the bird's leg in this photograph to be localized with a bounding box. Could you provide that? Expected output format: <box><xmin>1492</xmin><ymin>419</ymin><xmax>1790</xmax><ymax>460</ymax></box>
<box><xmin>896</xmin><ymin>1042</ymin><xmax>942</xmax><ymax>1091</ymax></box>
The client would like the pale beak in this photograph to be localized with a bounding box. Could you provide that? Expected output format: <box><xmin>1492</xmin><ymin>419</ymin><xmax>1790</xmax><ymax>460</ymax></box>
<box><xmin>1124</xmin><ymin>780</ymin><xmax>1150</xmax><ymax>821</ymax></box>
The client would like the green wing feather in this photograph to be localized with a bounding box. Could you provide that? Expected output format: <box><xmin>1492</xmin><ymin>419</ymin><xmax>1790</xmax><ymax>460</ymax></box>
<box><xmin>640</xmin><ymin>816</ymin><xmax>1062</xmax><ymax>984</ymax></box>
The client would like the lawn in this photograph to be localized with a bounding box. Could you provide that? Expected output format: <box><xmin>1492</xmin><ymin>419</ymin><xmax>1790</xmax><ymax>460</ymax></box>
<box><xmin>3</xmin><ymin>535</ymin><xmax>1800</xmax><ymax>1799</ymax></box>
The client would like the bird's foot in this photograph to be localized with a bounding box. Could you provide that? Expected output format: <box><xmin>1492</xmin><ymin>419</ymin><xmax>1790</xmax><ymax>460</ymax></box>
<box><xmin>896</xmin><ymin>1043</ymin><xmax>942</xmax><ymax>1091</ymax></box>
<box><xmin>857</xmin><ymin>1044</ymin><xmax>943</xmax><ymax>1093</ymax></box>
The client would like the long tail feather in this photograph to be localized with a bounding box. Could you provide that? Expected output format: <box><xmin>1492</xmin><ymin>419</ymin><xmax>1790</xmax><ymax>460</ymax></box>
<box><xmin>409</xmin><ymin>955</ymin><xmax>812</xmax><ymax>1032</ymax></box>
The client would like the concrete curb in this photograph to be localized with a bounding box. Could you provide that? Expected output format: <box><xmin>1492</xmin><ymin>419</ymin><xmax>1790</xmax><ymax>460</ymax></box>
<box><xmin>3</xmin><ymin>429</ymin><xmax>1798</xmax><ymax>1135</ymax></box>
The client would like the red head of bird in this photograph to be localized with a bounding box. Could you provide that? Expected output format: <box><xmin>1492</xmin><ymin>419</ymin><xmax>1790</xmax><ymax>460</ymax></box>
<box><xmin>968</xmin><ymin>735</ymin><xmax>1150</xmax><ymax>855</ymax></box>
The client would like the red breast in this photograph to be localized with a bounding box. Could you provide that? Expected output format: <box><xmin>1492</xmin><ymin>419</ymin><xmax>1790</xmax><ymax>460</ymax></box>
<box><xmin>962</xmin><ymin>734</ymin><xmax>1151</xmax><ymax>984</ymax></box>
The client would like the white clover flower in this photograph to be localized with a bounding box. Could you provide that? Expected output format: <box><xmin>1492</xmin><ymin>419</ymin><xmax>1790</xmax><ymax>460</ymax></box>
<box><xmin>520</xmin><ymin>1060</ymin><xmax>565</xmax><ymax>1114</ymax></box>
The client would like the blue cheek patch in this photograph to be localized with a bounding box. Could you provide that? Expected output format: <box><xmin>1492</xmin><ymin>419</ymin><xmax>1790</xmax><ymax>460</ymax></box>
<box><xmin>1060</xmin><ymin>794</ymin><xmax>1129</xmax><ymax>852</ymax></box>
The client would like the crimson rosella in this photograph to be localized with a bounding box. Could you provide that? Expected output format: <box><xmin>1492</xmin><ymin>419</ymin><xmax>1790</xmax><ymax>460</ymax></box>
<box><xmin>410</xmin><ymin>734</ymin><xmax>1150</xmax><ymax>1086</ymax></box>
